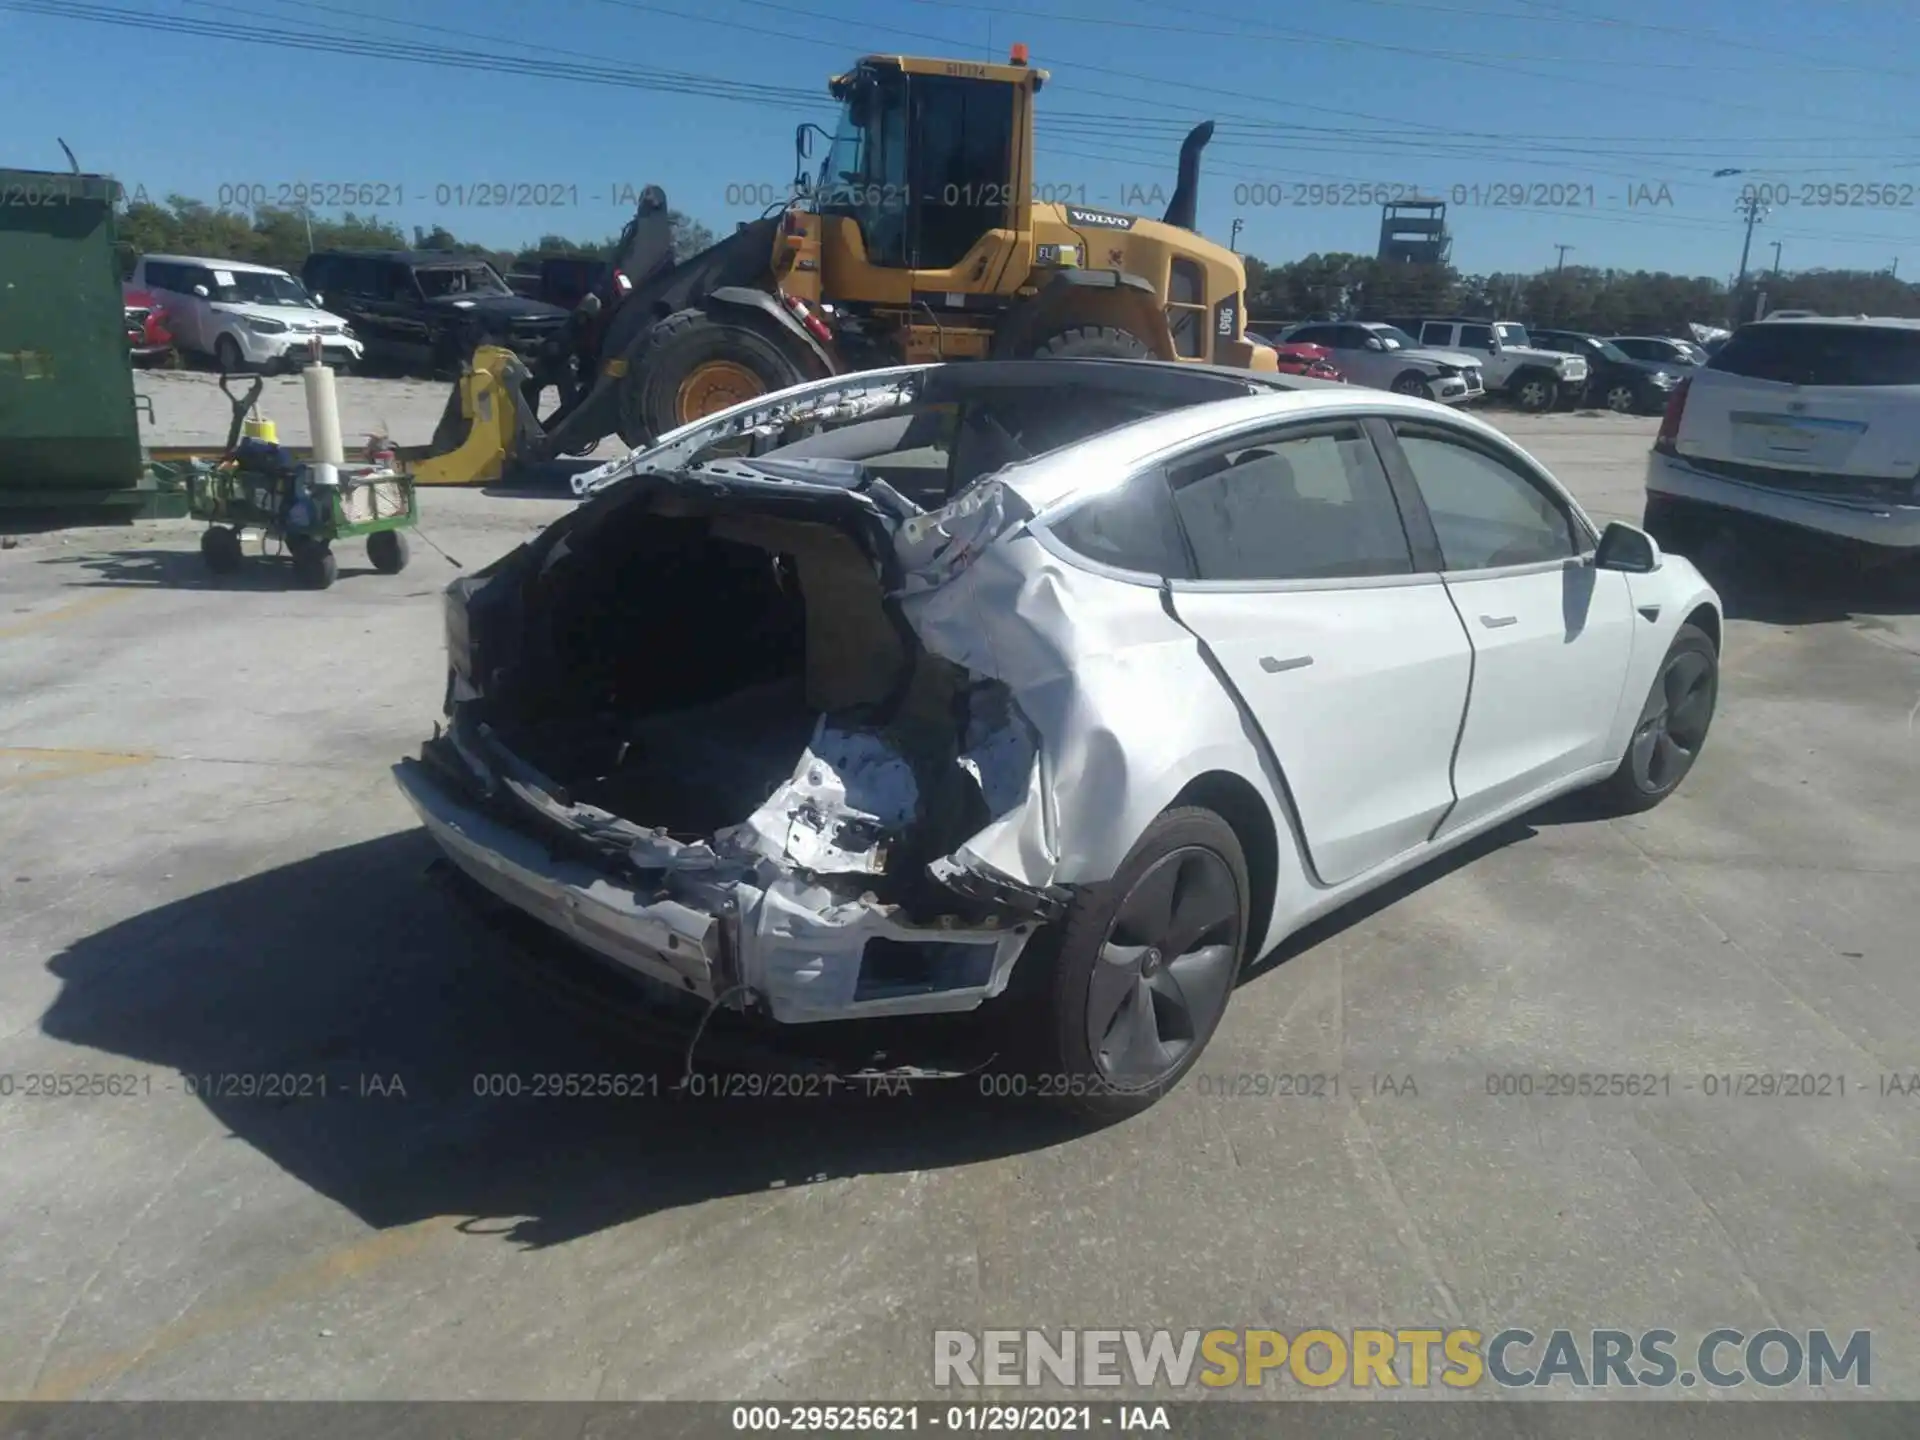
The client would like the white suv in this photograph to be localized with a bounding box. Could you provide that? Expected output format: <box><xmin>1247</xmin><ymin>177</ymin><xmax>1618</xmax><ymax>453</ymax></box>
<box><xmin>1644</xmin><ymin>316</ymin><xmax>1920</xmax><ymax>560</ymax></box>
<box><xmin>130</xmin><ymin>254</ymin><xmax>364</xmax><ymax>373</ymax></box>
<box><xmin>1389</xmin><ymin>317</ymin><xmax>1589</xmax><ymax>412</ymax></box>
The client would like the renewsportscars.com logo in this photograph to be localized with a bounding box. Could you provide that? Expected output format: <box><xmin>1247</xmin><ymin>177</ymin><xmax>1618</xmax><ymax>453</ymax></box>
<box><xmin>932</xmin><ymin>1328</ymin><xmax>1872</xmax><ymax>1391</ymax></box>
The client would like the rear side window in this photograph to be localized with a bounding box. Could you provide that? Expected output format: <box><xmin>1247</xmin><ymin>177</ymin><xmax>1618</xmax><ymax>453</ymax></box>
<box><xmin>1420</xmin><ymin>323</ymin><xmax>1453</xmax><ymax>346</ymax></box>
<box><xmin>1709</xmin><ymin>324</ymin><xmax>1920</xmax><ymax>387</ymax></box>
<box><xmin>1048</xmin><ymin>472</ymin><xmax>1190</xmax><ymax>579</ymax></box>
<box><xmin>1169</xmin><ymin>424</ymin><xmax>1413</xmax><ymax>582</ymax></box>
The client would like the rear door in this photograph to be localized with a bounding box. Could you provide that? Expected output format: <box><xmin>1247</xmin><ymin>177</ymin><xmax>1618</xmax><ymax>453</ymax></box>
<box><xmin>1676</xmin><ymin>322</ymin><xmax>1920</xmax><ymax>482</ymax></box>
<box><xmin>1380</xmin><ymin>419</ymin><xmax>1635</xmax><ymax>833</ymax></box>
<box><xmin>1160</xmin><ymin>417</ymin><xmax>1474</xmax><ymax>885</ymax></box>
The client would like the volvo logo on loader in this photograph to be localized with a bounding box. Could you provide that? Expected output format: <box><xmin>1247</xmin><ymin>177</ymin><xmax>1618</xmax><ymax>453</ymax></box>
<box><xmin>1066</xmin><ymin>206</ymin><xmax>1138</xmax><ymax>231</ymax></box>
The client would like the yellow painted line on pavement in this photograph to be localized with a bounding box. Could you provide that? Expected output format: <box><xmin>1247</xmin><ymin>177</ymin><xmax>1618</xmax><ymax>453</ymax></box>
<box><xmin>0</xmin><ymin>591</ymin><xmax>136</xmax><ymax>641</ymax></box>
<box><xmin>25</xmin><ymin>1216</ymin><xmax>462</xmax><ymax>1400</ymax></box>
<box><xmin>0</xmin><ymin>747</ymin><xmax>158</xmax><ymax>787</ymax></box>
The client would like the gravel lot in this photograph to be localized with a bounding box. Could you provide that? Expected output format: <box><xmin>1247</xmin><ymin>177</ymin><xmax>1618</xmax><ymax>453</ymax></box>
<box><xmin>2</xmin><ymin>398</ymin><xmax>1917</xmax><ymax>1412</ymax></box>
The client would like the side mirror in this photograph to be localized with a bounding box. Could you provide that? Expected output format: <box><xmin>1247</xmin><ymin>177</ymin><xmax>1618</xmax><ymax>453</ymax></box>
<box><xmin>1485</xmin><ymin>336</ymin><xmax>1500</xmax><ymax>353</ymax></box>
<box><xmin>192</xmin><ymin>285</ymin><xmax>209</xmax><ymax>298</ymax></box>
<box><xmin>1595</xmin><ymin>520</ymin><xmax>1659</xmax><ymax>573</ymax></box>
<box><xmin>1365</xmin><ymin>337</ymin><xmax>1385</xmax><ymax>351</ymax></box>
<box><xmin>312</xmin><ymin>293</ymin><xmax>324</xmax><ymax>306</ymax></box>
<box><xmin>577</xmin><ymin>293</ymin><xmax>603</xmax><ymax>318</ymax></box>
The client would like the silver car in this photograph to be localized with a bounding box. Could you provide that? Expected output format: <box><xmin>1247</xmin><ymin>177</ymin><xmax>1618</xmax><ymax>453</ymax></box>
<box><xmin>395</xmin><ymin>359</ymin><xmax>1721</xmax><ymax>1120</ymax></box>
<box><xmin>1279</xmin><ymin>320</ymin><xmax>1485</xmax><ymax>403</ymax></box>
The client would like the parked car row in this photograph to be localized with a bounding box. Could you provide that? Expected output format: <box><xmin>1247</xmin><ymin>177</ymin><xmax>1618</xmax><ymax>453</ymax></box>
<box><xmin>119</xmin><ymin>249</ymin><xmax>573</xmax><ymax>379</ymax></box>
<box><xmin>1251</xmin><ymin>316</ymin><xmax>1720</xmax><ymax>416</ymax></box>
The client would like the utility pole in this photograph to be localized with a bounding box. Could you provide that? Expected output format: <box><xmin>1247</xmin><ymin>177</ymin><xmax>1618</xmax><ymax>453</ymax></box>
<box><xmin>1230</xmin><ymin>217</ymin><xmax>1243</xmax><ymax>254</ymax></box>
<box><xmin>1769</xmin><ymin>240</ymin><xmax>1782</xmax><ymax>276</ymax></box>
<box><xmin>1734</xmin><ymin>191</ymin><xmax>1767</xmax><ymax>290</ymax></box>
<box><xmin>1554</xmin><ymin>243</ymin><xmax>1573</xmax><ymax>272</ymax></box>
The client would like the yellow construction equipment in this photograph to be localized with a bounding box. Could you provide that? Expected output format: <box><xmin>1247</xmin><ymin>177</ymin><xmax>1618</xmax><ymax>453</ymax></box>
<box><xmin>418</xmin><ymin>46</ymin><xmax>1276</xmax><ymax>477</ymax></box>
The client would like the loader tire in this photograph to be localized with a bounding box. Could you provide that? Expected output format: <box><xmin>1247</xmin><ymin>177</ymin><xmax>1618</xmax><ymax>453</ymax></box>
<box><xmin>619</xmin><ymin>309</ymin><xmax>809</xmax><ymax>447</ymax></box>
<box><xmin>1026</xmin><ymin>325</ymin><xmax>1151</xmax><ymax>361</ymax></box>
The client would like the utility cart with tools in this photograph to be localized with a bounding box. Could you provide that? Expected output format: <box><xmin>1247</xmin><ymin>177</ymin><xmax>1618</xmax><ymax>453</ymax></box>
<box><xmin>186</xmin><ymin>373</ymin><xmax>418</xmax><ymax>589</ymax></box>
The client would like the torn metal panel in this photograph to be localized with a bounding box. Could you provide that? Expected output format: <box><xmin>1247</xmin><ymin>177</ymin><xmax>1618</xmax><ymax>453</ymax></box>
<box><xmin>572</xmin><ymin>365</ymin><xmax>936</xmax><ymax>498</ymax></box>
<box><xmin>728</xmin><ymin>719</ymin><xmax>921</xmax><ymax>877</ymax></box>
<box><xmin>740</xmin><ymin>872</ymin><xmax>1035</xmax><ymax>1023</ymax></box>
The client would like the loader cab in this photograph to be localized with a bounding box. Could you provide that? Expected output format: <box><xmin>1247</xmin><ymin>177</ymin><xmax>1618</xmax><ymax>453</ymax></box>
<box><xmin>810</xmin><ymin>55</ymin><xmax>1041</xmax><ymax>300</ymax></box>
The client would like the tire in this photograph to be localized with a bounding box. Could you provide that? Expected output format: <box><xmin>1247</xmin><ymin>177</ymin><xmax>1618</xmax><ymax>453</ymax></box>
<box><xmin>1587</xmin><ymin>623</ymin><xmax>1718</xmax><ymax>815</ymax></box>
<box><xmin>213</xmin><ymin>334</ymin><xmax>246</xmax><ymax>375</ymax></box>
<box><xmin>1511</xmin><ymin>369</ymin><xmax>1558</xmax><ymax>412</ymax></box>
<box><xmin>1033</xmin><ymin>807</ymin><xmax>1250</xmax><ymax>1123</ymax></box>
<box><xmin>1603</xmin><ymin>382</ymin><xmax>1638</xmax><ymax>413</ymax></box>
<box><xmin>200</xmin><ymin>526</ymin><xmax>242</xmax><ymax>574</ymax></box>
<box><xmin>366</xmin><ymin>528</ymin><xmax>410</xmax><ymax>574</ymax></box>
<box><xmin>1026</xmin><ymin>325</ymin><xmax>1152</xmax><ymax>361</ymax></box>
<box><xmin>619</xmin><ymin>307</ymin><xmax>810</xmax><ymax>447</ymax></box>
<box><xmin>1390</xmin><ymin>370</ymin><xmax>1431</xmax><ymax>397</ymax></box>
<box><xmin>289</xmin><ymin>537</ymin><xmax>337</xmax><ymax>590</ymax></box>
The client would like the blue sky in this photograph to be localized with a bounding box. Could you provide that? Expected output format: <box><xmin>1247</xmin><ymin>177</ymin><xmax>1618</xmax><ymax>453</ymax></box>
<box><xmin>3</xmin><ymin>0</ymin><xmax>1916</xmax><ymax>279</ymax></box>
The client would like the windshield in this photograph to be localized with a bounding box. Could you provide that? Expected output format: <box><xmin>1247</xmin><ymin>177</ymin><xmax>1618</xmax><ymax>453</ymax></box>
<box><xmin>1373</xmin><ymin>326</ymin><xmax>1418</xmax><ymax>349</ymax></box>
<box><xmin>415</xmin><ymin>264</ymin><xmax>510</xmax><ymax>299</ymax></box>
<box><xmin>1495</xmin><ymin>322</ymin><xmax>1530</xmax><ymax>346</ymax></box>
<box><xmin>212</xmin><ymin>270</ymin><xmax>315</xmax><ymax>307</ymax></box>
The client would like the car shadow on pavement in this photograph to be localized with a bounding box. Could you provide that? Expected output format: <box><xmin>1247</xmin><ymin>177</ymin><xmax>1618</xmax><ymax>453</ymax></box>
<box><xmin>1240</xmin><ymin>817</ymin><xmax>1548</xmax><ymax>986</ymax></box>
<box><xmin>39</xmin><ymin>830</ymin><xmax>1088</xmax><ymax>1250</ymax></box>
<box><xmin>1678</xmin><ymin>531</ymin><xmax>1920</xmax><ymax>625</ymax></box>
<box><xmin>36</xmin><ymin>546</ymin><xmax>376</xmax><ymax>591</ymax></box>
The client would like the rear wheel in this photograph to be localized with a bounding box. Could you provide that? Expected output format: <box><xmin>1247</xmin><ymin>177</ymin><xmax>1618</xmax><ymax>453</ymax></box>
<box><xmin>1027</xmin><ymin>325</ymin><xmax>1151</xmax><ymax>361</ymax></box>
<box><xmin>200</xmin><ymin>526</ymin><xmax>243</xmax><ymax>574</ymax></box>
<box><xmin>620</xmin><ymin>308</ymin><xmax>810</xmax><ymax>447</ymax></box>
<box><xmin>289</xmin><ymin>537</ymin><xmax>337</xmax><ymax>590</ymax></box>
<box><xmin>1032</xmin><ymin>807</ymin><xmax>1249</xmax><ymax>1123</ymax></box>
<box><xmin>1587</xmin><ymin>623</ymin><xmax>1718</xmax><ymax>815</ymax></box>
<box><xmin>366</xmin><ymin>528</ymin><xmax>410</xmax><ymax>574</ymax></box>
<box><xmin>1512</xmin><ymin>368</ymin><xmax>1559</xmax><ymax>412</ymax></box>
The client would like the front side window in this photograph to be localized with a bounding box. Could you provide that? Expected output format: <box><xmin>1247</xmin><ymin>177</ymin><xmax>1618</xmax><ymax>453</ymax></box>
<box><xmin>817</xmin><ymin>67</ymin><xmax>911</xmax><ymax>268</ymax></box>
<box><xmin>1169</xmin><ymin>424</ymin><xmax>1413</xmax><ymax>582</ymax></box>
<box><xmin>1394</xmin><ymin>427</ymin><xmax>1579</xmax><ymax>570</ymax></box>
<box><xmin>1459</xmin><ymin>323</ymin><xmax>1494</xmax><ymax>349</ymax></box>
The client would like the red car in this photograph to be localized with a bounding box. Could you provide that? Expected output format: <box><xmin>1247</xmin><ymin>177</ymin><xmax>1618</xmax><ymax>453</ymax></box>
<box><xmin>122</xmin><ymin>284</ymin><xmax>174</xmax><ymax>366</ymax></box>
<box><xmin>1269</xmin><ymin>340</ymin><xmax>1345</xmax><ymax>382</ymax></box>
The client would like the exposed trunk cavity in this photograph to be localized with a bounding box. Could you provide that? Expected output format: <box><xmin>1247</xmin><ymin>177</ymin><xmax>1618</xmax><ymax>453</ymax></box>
<box><xmin>474</xmin><ymin>483</ymin><xmax>1040</xmax><ymax>926</ymax></box>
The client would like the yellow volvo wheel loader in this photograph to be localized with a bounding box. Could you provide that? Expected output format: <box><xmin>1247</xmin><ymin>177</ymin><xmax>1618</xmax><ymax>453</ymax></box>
<box><xmin>420</xmin><ymin>47</ymin><xmax>1277</xmax><ymax>478</ymax></box>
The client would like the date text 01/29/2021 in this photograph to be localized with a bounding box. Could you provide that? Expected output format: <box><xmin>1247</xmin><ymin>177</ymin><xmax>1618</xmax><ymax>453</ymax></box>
<box><xmin>728</xmin><ymin>1405</ymin><xmax>1167</xmax><ymax>1432</ymax></box>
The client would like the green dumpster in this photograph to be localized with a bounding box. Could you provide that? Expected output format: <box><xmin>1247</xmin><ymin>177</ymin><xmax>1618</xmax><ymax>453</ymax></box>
<box><xmin>0</xmin><ymin>168</ymin><xmax>147</xmax><ymax>511</ymax></box>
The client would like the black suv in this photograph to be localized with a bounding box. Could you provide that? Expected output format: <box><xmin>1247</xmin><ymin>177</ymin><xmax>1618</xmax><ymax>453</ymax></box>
<box><xmin>301</xmin><ymin>250</ymin><xmax>570</xmax><ymax>379</ymax></box>
<box><xmin>1528</xmin><ymin>328</ymin><xmax>1687</xmax><ymax>415</ymax></box>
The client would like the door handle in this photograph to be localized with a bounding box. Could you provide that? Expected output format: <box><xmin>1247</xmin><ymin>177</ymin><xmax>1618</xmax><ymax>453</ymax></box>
<box><xmin>1259</xmin><ymin>655</ymin><xmax>1313</xmax><ymax>673</ymax></box>
<box><xmin>1479</xmin><ymin>614</ymin><xmax>1518</xmax><ymax>628</ymax></box>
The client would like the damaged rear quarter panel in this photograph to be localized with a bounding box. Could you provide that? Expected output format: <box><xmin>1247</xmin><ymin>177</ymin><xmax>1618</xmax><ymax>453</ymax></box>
<box><xmin>902</xmin><ymin>526</ymin><xmax>1304</xmax><ymax>955</ymax></box>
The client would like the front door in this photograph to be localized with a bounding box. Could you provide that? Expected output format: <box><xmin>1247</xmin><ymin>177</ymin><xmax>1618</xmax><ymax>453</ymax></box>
<box><xmin>1161</xmin><ymin>419</ymin><xmax>1474</xmax><ymax>886</ymax></box>
<box><xmin>1384</xmin><ymin>421</ymin><xmax>1635</xmax><ymax>834</ymax></box>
